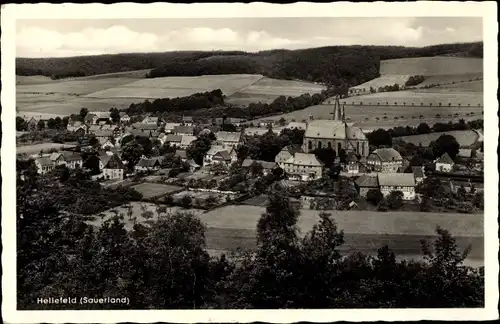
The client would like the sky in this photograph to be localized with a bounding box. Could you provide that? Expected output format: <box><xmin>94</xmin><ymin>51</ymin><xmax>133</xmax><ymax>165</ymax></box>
<box><xmin>16</xmin><ymin>17</ymin><xmax>483</xmax><ymax>58</ymax></box>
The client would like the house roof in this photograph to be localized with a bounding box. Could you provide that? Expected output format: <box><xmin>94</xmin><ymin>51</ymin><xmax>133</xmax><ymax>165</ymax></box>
<box><xmin>131</xmin><ymin>123</ymin><xmax>158</xmax><ymax>131</ymax></box>
<box><xmin>216</xmin><ymin>131</ymin><xmax>241</xmax><ymax>143</ymax></box>
<box><xmin>412</xmin><ymin>166</ymin><xmax>425</xmax><ymax>178</ymax></box>
<box><xmin>64</xmin><ymin>153</ymin><xmax>83</xmax><ymax>162</ymax></box>
<box><xmin>355</xmin><ymin>175</ymin><xmax>379</xmax><ymax>187</ymax></box>
<box><xmin>369</xmin><ymin>148</ymin><xmax>403</xmax><ymax>162</ymax></box>
<box><xmin>284</xmin><ymin>144</ymin><xmax>304</xmax><ymax>155</ymax></box>
<box><xmin>285</xmin><ymin>122</ymin><xmax>307</xmax><ymax>130</ymax></box>
<box><xmin>346</xmin><ymin>152</ymin><xmax>358</xmax><ymax>163</ymax></box>
<box><xmin>119</xmin><ymin>112</ymin><xmax>128</xmax><ymax>117</ymax></box>
<box><xmin>49</xmin><ymin>152</ymin><xmax>63</xmax><ymax>161</ymax></box>
<box><xmin>436</xmin><ymin>152</ymin><xmax>454</xmax><ymax>165</ymax></box>
<box><xmin>188</xmin><ymin>159</ymin><xmax>200</xmax><ymax>167</ymax></box>
<box><xmin>287</xmin><ymin>153</ymin><xmax>323</xmax><ymax>167</ymax></box>
<box><xmin>304</xmin><ymin>120</ymin><xmax>366</xmax><ymax>140</ymax></box>
<box><xmin>99</xmin><ymin>155</ymin><xmax>112</xmax><ymax>166</ymax></box>
<box><xmin>37</xmin><ymin>157</ymin><xmax>53</xmax><ymax>167</ymax></box>
<box><xmin>458</xmin><ymin>148</ymin><xmax>472</xmax><ymax>158</ymax></box>
<box><xmin>244</xmin><ymin>128</ymin><xmax>271</xmax><ymax>136</ymax></box>
<box><xmin>166</xmin><ymin>134</ymin><xmax>183</xmax><ymax>142</ymax></box>
<box><xmin>378</xmin><ymin>173</ymin><xmax>416</xmax><ymax>187</ymax></box>
<box><xmin>206</xmin><ymin>145</ymin><xmax>227</xmax><ymax>156</ymax></box>
<box><xmin>175</xmin><ymin>150</ymin><xmax>187</xmax><ymax>159</ymax></box>
<box><xmin>96</xmin><ymin>112</ymin><xmax>111</xmax><ymax>118</ymax></box>
<box><xmin>99</xmin><ymin>137</ymin><xmax>113</xmax><ymax>146</ymax></box>
<box><xmin>137</xmin><ymin>158</ymin><xmax>159</xmax><ymax>168</ymax></box>
<box><xmin>242</xmin><ymin>159</ymin><xmax>255</xmax><ymax>168</ymax></box>
<box><xmin>183</xmin><ymin>116</ymin><xmax>194</xmax><ymax>122</ymax></box>
<box><xmin>242</xmin><ymin>159</ymin><xmax>277</xmax><ymax>170</ymax></box>
<box><xmin>84</xmin><ymin>113</ymin><xmax>97</xmax><ymax>122</ymax></box>
<box><xmin>164</xmin><ymin>122</ymin><xmax>181</xmax><ymax>130</ymax></box>
<box><xmin>104</xmin><ymin>155</ymin><xmax>125</xmax><ymax>169</ymax></box>
<box><xmin>214</xmin><ymin>150</ymin><xmax>231</xmax><ymax>161</ymax></box>
<box><xmin>174</xmin><ymin>125</ymin><xmax>194</xmax><ymax>134</ymax></box>
<box><xmin>180</xmin><ymin>135</ymin><xmax>197</xmax><ymax>147</ymax></box>
<box><xmin>94</xmin><ymin>131</ymin><xmax>113</xmax><ymax>138</ymax></box>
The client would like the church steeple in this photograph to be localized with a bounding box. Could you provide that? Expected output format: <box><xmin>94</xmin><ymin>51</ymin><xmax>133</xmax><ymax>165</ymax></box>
<box><xmin>333</xmin><ymin>95</ymin><xmax>342</xmax><ymax>121</ymax></box>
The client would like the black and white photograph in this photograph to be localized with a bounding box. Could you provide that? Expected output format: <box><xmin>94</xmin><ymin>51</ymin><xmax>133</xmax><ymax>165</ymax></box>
<box><xmin>2</xmin><ymin>2</ymin><xmax>498</xmax><ymax>323</ymax></box>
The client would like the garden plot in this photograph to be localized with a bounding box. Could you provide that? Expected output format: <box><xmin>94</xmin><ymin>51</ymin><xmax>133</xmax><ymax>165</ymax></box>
<box><xmin>130</xmin><ymin>182</ymin><xmax>183</xmax><ymax>200</ymax></box>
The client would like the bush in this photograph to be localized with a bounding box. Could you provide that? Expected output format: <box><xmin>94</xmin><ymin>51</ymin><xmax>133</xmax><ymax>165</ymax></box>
<box><xmin>387</xmin><ymin>191</ymin><xmax>404</xmax><ymax>210</ymax></box>
<box><xmin>366</xmin><ymin>189</ymin><xmax>383</xmax><ymax>205</ymax></box>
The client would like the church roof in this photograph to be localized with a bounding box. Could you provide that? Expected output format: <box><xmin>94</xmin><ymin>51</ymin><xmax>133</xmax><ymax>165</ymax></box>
<box><xmin>304</xmin><ymin>120</ymin><xmax>366</xmax><ymax>140</ymax></box>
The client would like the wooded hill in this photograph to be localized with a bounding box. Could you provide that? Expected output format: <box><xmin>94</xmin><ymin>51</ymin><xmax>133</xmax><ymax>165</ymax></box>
<box><xmin>16</xmin><ymin>42</ymin><xmax>483</xmax><ymax>87</ymax></box>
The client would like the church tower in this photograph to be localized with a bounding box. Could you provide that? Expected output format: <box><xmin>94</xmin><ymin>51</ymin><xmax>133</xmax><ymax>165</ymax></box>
<box><xmin>332</xmin><ymin>95</ymin><xmax>342</xmax><ymax>121</ymax></box>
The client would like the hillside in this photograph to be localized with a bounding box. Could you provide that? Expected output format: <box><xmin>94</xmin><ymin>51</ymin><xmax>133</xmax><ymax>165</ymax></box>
<box><xmin>380</xmin><ymin>56</ymin><xmax>483</xmax><ymax>76</ymax></box>
<box><xmin>16</xmin><ymin>42</ymin><xmax>482</xmax><ymax>87</ymax></box>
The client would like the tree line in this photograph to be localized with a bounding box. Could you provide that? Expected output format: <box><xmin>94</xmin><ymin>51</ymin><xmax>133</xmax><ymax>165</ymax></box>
<box><xmin>17</xmin><ymin>42</ymin><xmax>482</xmax><ymax>85</ymax></box>
<box><xmin>17</xmin><ymin>164</ymin><xmax>484</xmax><ymax>309</ymax></box>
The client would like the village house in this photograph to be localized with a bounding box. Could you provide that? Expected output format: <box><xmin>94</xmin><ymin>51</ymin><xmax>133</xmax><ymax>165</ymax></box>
<box><xmin>94</xmin><ymin>131</ymin><xmax>114</xmax><ymax>143</ymax></box>
<box><xmin>377</xmin><ymin>173</ymin><xmax>416</xmax><ymax>200</ymax></box>
<box><xmin>102</xmin><ymin>154</ymin><xmax>126</xmax><ymax>180</ymax></box>
<box><xmin>99</xmin><ymin>138</ymin><xmax>115</xmax><ymax>150</ymax></box>
<box><xmin>142</xmin><ymin>116</ymin><xmax>159</xmax><ymax>125</ymax></box>
<box><xmin>227</xmin><ymin>117</ymin><xmax>245</xmax><ymax>127</ymax></box>
<box><xmin>354</xmin><ymin>175</ymin><xmax>379</xmax><ymax>198</ymax></box>
<box><xmin>119</xmin><ymin>112</ymin><xmax>131</xmax><ymax>124</ymax></box>
<box><xmin>135</xmin><ymin>157</ymin><xmax>162</xmax><ymax>172</ymax></box>
<box><xmin>366</xmin><ymin>148</ymin><xmax>403</xmax><ymax>173</ymax></box>
<box><xmin>281</xmin><ymin>153</ymin><xmax>324</xmax><ymax>181</ymax></box>
<box><xmin>458</xmin><ymin>148</ymin><xmax>473</xmax><ymax>159</ymax></box>
<box><xmin>412</xmin><ymin>166</ymin><xmax>426</xmax><ymax>184</ymax></box>
<box><xmin>244</xmin><ymin>127</ymin><xmax>275</xmax><ymax>137</ymax></box>
<box><xmin>165</xmin><ymin>134</ymin><xmax>183</xmax><ymax>147</ymax></box>
<box><xmin>34</xmin><ymin>157</ymin><xmax>55</xmax><ymax>175</ymax></box>
<box><xmin>164</xmin><ymin>123</ymin><xmax>182</xmax><ymax>134</ymax></box>
<box><xmin>215</xmin><ymin>131</ymin><xmax>242</xmax><ymax>148</ymax></box>
<box><xmin>242</xmin><ymin>159</ymin><xmax>278</xmax><ymax>175</ymax></box>
<box><xmin>285</xmin><ymin>122</ymin><xmax>307</xmax><ymax>131</ymax></box>
<box><xmin>182</xmin><ymin>116</ymin><xmax>194</xmax><ymax>126</ymax></box>
<box><xmin>84</xmin><ymin>113</ymin><xmax>99</xmax><ymax>125</ymax></box>
<box><xmin>204</xmin><ymin>145</ymin><xmax>237</xmax><ymax>166</ymax></box>
<box><xmin>434</xmin><ymin>152</ymin><xmax>455</xmax><ymax>172</ymax></box>
<box><xmin>61</xmin><ymin>152</ymin><xmax>83</xmax><ymax>169</ymax></box>
<box><xmin>131</xmin><ymin>123</ymin><xmax>159</xmax><ymax>132</ymax></box>
<box><xmin>173</xmin><ymin>125</ymin><xmax>195</xmax><ymax>136</ymax></box>
<box><xmin>26</xmin><ymin>117</ymin><xmax>39</xmax><ymax>130</ymax></box>
<box><xmin>175</xmin><ymin>150</ymin><xmax>188</xmax><ymax>162</ymax></box>
<box><xmin>49</xmin><ymin>152</ymin><xmax>66</xmax><ymax>166</ymax></box>
<box><xmin>187</xmin><ymin>159</ymin><xmax>201</xmax><ymax>172</ymax></box>
<box><xmin>275</xmin><ymin>145</ymin><xmax>304</xmax><ymax>166</ymax></box>
<box><xmin>345</xmin><ymin>152</ymin><xmax>368</xmax><ymax>175</ymax></box>
<box><xmin>180</xmin><ymin>135</ymin><xmax>197</xmax><ymax>149</ymax></box>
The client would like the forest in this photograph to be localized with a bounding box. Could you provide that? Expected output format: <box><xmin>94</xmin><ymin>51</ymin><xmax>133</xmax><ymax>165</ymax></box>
<box><xmin>16</xmin><ymin>42</ymin><xmax>483</xmax><ymax>86</ymax></box>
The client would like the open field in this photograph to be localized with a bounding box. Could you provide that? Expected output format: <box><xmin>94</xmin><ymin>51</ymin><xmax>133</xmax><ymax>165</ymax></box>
<box><xmin>252</xmin><ymin>103</ymin><xmax>483</xmax><ymax>125</ymax></box>
<box><xmin>227</xmin><ymin>77</ymin><xmax>326</xmax><ymax>105</ymax></box>
<box><xmin>86</xmin><ymin>202</ymin><xmax>204</xmax><ymax>232</ymax></box>
<box><xmin>338</xmin><ymin>91</ymin><xmax>483</xmax><ymax>107</ymax></box>
<box><xmin>350</xmin><ymin>74</ymin><xmax>411</xmax><ymax>92</ymax></box>
<box><xmin>17</xmin><ymin>72</ymin><xmax>325</xmax><ymax>115</ymax></box>
<box><xmin>16</xmin><ymin>142</ymin><xmax>76</xmax><ymax>155</ymax></box>
<box><xmin>352</xmin><ymin>115</ymin><xmax>482</xmax><ymax>132</ymax></box>
<box><xmin>201</xmin><ymin>205</ymin><xmax>484</xmax><ymax>264</ymax></box>
<box><xmin>380</xmin><ymin>57</ymin><xmax>483</xmax><ymax>76</ymax></box>
<box><xmin>130</xmin><ymin>183</ymin><xmax>183</xmax><ymax>200</ymax></box>
<box><xmin>415</xmin><ymin>73</ymin><xmax>483</xmax><ymax>87</ymax></box>
<box><xmin>398</xmin><ymin>130</ymin><xmax>479</xmax><ymax>147</ymax></box>
<box><xmin>415</xmin><ymin>80</ymin><xmax>483</xmax><ymax>93</ymax></box>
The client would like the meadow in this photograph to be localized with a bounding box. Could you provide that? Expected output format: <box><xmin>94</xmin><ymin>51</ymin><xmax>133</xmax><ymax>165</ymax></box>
<box><xmin>379</xmin><ymin>56</ymin><xmax>483</xmax><ymax>76</ymax></box>
<box><xmin>398</xmin><ymin>130</ymin><xmax>480</xmax><ymax>147</ymax></box>
<box><xmin>415</xmin><ymin>73</ymin><xmax>483</xmax><ymax>87</ymax></box>
<box><xmin>200</xmin><ymin>205</ymin><xmax>484</xmax><ymax>264</ymax></box>
<box><xmin>16</xmin><ymin>142</ymin><xmax>76</xmax><ymax>155</ymax></box>
<box><xmin>130</xmin><ymin>183</ymin><xmax>183</xmax><ymax>200</ymax></box>
<box><xmin>350</xmin><ymin>74</ymin><xmax>411</xmax><ymax>92</ymax></box>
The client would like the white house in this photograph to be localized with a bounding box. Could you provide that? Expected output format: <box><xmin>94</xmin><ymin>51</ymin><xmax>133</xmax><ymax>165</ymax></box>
<box><xmin>435</xmin><ymin>152</ymin><xmax>454</xmax><ymax>172</ymax></box>
<box><xmin>204</xmin><ymin>145</ymin><xmax>237</xmax><ymax>166</ymax></box>
<box><xmin>377</xmin><ymin>173</ymin><xmax>416</xmax><ymax>200</ymax></box>
<box><xmin>49</xmin><ymin>152</ymin><xmax>66</xmax><ymax>166</ymax></box>
<box><xmin>142</xmin><ymin>116</ymin><xmax>159</xmax><ymax>125</ymax></box>
<box><xmin>366</xmin><ymin>148</ymin><xmax>403</xmax><ymax>173</ymax></box>
<box><xmin>34</xmin><ymin>157</ymin><xmax>55</xmax><ymax>175</ymax></box>
<box><xmin>285</xmin><ymin>122</ymin><xmax>307</xmax><ymax>131</ymax></box>
<box><xmin>165</xmin><ymin>134</ymin><xmax>183</xmax><ymax>147</ymax></box>
<box><xmin>180</xmin><ymin>135</ymin><xmax>197</xmax><ymax>149</ymax></box>
<box><xmin>215</xmin><ymin>131</ymin><xmax>242</xmax><ymax>148</ymax></box>
<box><xmin>119</xmin><ymin>112</ymin><xmax>131</xmax><ymax>123</ymax></box>
<box><xmin>135</xmin><ymin>157</ymin><xmax>162</xmax><ymax>172</ymax></box>
<box><xmin>102</xmin><ymin>154</ymin><xmax>126</xmax><ymax>180</ymax></box>
<box><xmin>281</xmin><ymin>153</ymin><xmax>324</xmax><ymax>181</ymax></box>
<box><xmin>275</xmin><ymin>145</ymin><xmax>303</xmax><ymax>166</ymax></box>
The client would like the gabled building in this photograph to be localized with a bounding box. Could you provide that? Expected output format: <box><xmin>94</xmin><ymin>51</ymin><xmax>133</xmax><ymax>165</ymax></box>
<box><xmin>99</xmin><ymin>138</ymin><xmax>115</xmax><ymax>150</ymax></box>
<box><xmin>142</xmin><ymin>116</ymin><xmax>159</xmax><ymax>125</ymax></box>
<box><xmin>35</xmin><ymin>157</ymin><xmax>54</xmax><ymax>175</ymax></box>
<box><xmin>62</xmin><ymin>152</ymin><xmax>83</xmax><ymax>169</ymax></box>
<box><xmin>180</xmin><ymin>135</ymin><xmax>197</xmax><ymax>149</ymax></box>
<box><xmin>49</xmin><ymin>152</ymin><xmax>66</xmax><ymax>166</ymax></box>
<box><xmin>285</xmin><ymin>122</ymin><xmax>307</xmax><ymax>131</ymax></box>
<box><xmin>173</xmin><ymin>125</ymin><xmax>195</xmax><ymax>136</ymax></box>
<box><xmin>84</xmin><ymin>113</ymin><xmax>99</xmax><ymax>125</ymax></box>
<box><xmin>281</xmin><ymin>153</ymin><xmax>324</xmax><ymax>181</ymax></box>
<box><xmin>242</xmin><ymin>159</ymin><xmax>278</xmax><ymax>175</ymax></box>
<box><xmin>165</xmin><ymin>134</ymin><xmax>183</xmax><ymax>147</ymax></box>
<box><xmin>435</xmin><ymin>152</ymin><xmax>454</xmax><ymax>172</ymax></box>
<box><xmin>377</xmin><ymin>173</ymin><xmax>416</xmax><ymax>200</ymax></box>
<box><xmin>215</xmin><ymin>131</ymin><xmax>242</xmax><ymax>148</ymax></box>
<box><xmin>164</xmin><ymin>123</ymin><xmax>182</xmax><ymax>134</ymax></box>
<box><xmin>119</xmin><ymin>112</ymin><xmax>131</xmax><ymax>123</ymax></box>
<box><xmin>345</xmin><ymin>152</ymin><xmax>360</xmax><ymax>174</ymax></box>
<box><xmin>182</xmin><ymin>116</ymin><xmax>194</xmax><ymax>126</ymax></box>
<box><xmin>175</xmin><ymin>149</ymin><xmax>188</xmax><ymax>162</ymax></box>
<box><xmin>366</xmin><ymin>148</ymin><xmax>403</xmax><ymax>173</ymax></box>
<box><xmin>204</xmin><ymin>145</ymin><xmax>237</xmax><ymax>166</ymax></box>
<box><xmin>354</xmin><ymin>175</ymin><xmax>379</xmax><ymax>197</ymax></box>
<box><xmin>135</xmin><ymin>157</ymin><xmax>162</xmax><ymax>172</ymax></box>
<box><xmin>275</xmin><ymin>145</ymin><xmax>304</xmax><ymax>166</ymax></box>
<box><xmin>131</xmin><ymin>123</ymin><xmax>159</xmax><ymax>132</ymax></box>
<box><xmin>102</xmin><ymin>154</ymin><xmax>126</xmax><ymax>180</ymax></box>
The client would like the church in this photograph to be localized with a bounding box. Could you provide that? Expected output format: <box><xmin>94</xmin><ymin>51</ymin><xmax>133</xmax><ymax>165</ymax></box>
<box><xmin>301</xmin><ymin>96</ymin><xmax>370</xmax><ymax>157</ymax></box>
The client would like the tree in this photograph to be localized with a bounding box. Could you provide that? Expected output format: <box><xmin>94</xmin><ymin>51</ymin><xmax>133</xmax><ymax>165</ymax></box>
<box><xmin>89</xmin><ymin>136</ymin><xmax>99</xmax><ymax>147</ymax></box>
<box><xmin>430</xmin><ymin>134</ymin><xmax>460</xmax><ymax>160</ymax></box>
<box><xmin>366</xmin><ymin>128</ymin><xmax>392</xmax><ymax>147</ymax></box>
<box><xmin>121</xmin><ymin>140</ymin><xmax>145</xmax><ymax>169</ymax></box>
<box><xmin>110</xmin><ymin>108</ymin><xmax>121</xmax><ymax>123</ymax></box>
<box><xmin>386</xmin><ymin>191</ymin><xmax>404</xmax><ymax>210</ymax></box>
<box><xmin>16</xmin><ymin>117</ymin><xmax>27</xmax><ymax>131</ymax></box>
<box><xmin>80</xmin><ymin>108</ymin><xmax>89</xmax><ymax>120</ymax></box>
<box><xmin>366</xmin><ymin>189</ymin><xmax>383</xmax><ymax>205</ymax></box>
<box><xmin>278</xmin><ymin>117</ymin><xmax>287</xmax><ymax>126</ymax></box>
<box><xmin>338</xmin><ymin>149</ymin><xmax>347</xmax><ymax>164</ymax></box>
<box><xmin>187</xmin><ymin>134</ymin><xmax>212</xmax><ymax>165</ymax></box>
<box><xmin>250</xmin><ymin>161</ymin><xmax>264</xmax><ymax>177</ymax></box>
<box><xmin>416</xmin><ymin>123</ymin><xmax>431</xmax><ymax>134</ymax></box>
<box><xmin>83</xmin><ymin>154</ymin><xmax>100</xmax><ymax>175</ymax></box>
<box><xmin>312</xmin><ymin>147</ymin><xmax>336</xmax><ymax>168</ymax></box>
<box><xmin>180</xmin><ymin>195</ymin><xmax>193</xmax><ymax>209</ymax></box>
<box><xmin>37</xmin><ymin>120</ymin><xmax>45</xmax><ymax>130</ymax></box>
<box><xmin>222</xmin><ymin>123</ymin><xmax>237</xmax><ymax>132</ymax></box>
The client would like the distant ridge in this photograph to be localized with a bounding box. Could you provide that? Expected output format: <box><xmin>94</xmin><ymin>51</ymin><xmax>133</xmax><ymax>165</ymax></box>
<box><xmin>16</xmin><ymin>42</ymin><xmax>483</xmax><ymax>88</ymax></box>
